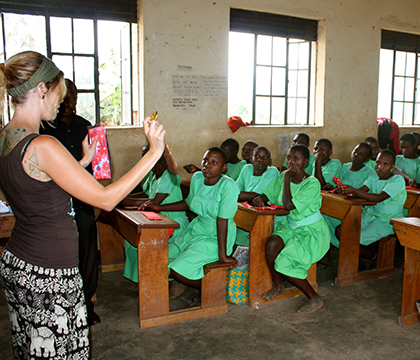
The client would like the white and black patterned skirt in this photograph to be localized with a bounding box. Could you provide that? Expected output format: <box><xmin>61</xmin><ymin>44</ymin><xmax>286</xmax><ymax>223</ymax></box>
<box><xmin>0</xmin><ymin>249</ymin><xmax>89</xmax><ymax>359</ymax></box>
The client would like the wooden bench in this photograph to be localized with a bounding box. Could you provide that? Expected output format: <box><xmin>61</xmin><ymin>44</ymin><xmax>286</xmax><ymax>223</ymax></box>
<box><xmin>98</xmin><ymin>207</ymin><xmax>231</xmax><ymax>328</ymax></box>
<box><xmin>390</xmin><ymin>217</ymin><xmax>420</xmax><ymax>327</ymax></box>
<box><xmin>201</xmin><ymin>261</ymin><xmax>231</xmax><ymax>309</ymax></box>
<box><xmin>234</xmin><ymin>203</ymin><xmax>318</xmax><ymax>306</ymax></box>
<box><xmin>354</xmin><ymin>234</ymin><xmax>397</xmax><ymax>282</ymax></box>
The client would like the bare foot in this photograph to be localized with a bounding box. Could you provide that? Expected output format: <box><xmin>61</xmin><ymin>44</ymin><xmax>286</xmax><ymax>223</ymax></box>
<box><xmin>169</xmin><ymin>280</ymin><xmax>188</xmax><ymax>300</ymax></box>
<box><xmin>298</xmin><ymin>297</ymin><xmax>324</xmax><ymax>314</ymax></box>
<box><xmin>317</xmin><ymin>253</ymin><xmax>332</xmax><ymax>269</ymax></box>
<box><xmin>262</xmin><ymin>284</ymin><xmax>284</xmax><ymax>301</ymax></box>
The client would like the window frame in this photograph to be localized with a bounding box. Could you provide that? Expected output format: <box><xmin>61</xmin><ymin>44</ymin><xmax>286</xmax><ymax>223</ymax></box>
<box><xmin>379</xmin><ymin>29</ymin><xmax>420</xmax><ymax>125</ymax></box>
<box><xmin>229</xmin><ymin>8</ymin><xmax>318</xmax><ymax>126</ymax></box>
<box><xmin>1</xmin><ymin>0</ymin><xmax>137</xmax><ymax>126</ymax></box>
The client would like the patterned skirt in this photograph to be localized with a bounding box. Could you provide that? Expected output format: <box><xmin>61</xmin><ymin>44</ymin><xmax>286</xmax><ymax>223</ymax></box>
<box><xmin>0</xmin><ymin>249</ymin><xmax>89</xmax><ymax>359</ymax></box>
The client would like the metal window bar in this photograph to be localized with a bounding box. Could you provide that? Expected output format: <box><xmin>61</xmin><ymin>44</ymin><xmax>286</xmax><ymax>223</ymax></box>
<box><xmin>285</xmin><ymin>38</ymin><xmax>289</xmax><ymax>124</ymax></box>
<box><xmin>1</xmin><ymin>13</ymin><xmax>9</xmax><ymax>127</ymax></box>
<box><xmin>413</xmin><ymin>53</ymin><xmax>419</xmax><ymax>124</ymax></box>
<box><xmin>93</xmin><ymin>18</ymin><xmax>100</xmax><ymax>125</ymax></box>
<box><xmin>307</xmin><ymin>41</ymin><xmax>312</xmax><ymax>125</ymax></box>
<box><xmin>252</xmin><ymin>34</ymin><xmax>257</xmax><ymax>124</ymax></box>
<box><xmin>390</xmin><ymin>50</ymin><xmax>396</xmax><ymax>121</ymax></box>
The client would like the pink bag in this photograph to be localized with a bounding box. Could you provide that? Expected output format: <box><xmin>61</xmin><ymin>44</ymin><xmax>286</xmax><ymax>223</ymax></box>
<box><xmin>88</xmin><ymin>125</ymin><xmax>111</xmax><ymax>180</ymax></box>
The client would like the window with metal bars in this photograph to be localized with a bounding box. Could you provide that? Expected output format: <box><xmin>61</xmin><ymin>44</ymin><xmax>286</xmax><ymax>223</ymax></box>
<box><xmin>0</xmin><ymin>0</ymin><xmax>138</xmax><ymax>127</ymax></box>
<box><xmin>378</xmin><ymin>29</ymin><xmax>420</xmax><ymax>126</ymax></box>
<box><xmin>228</xmin><ymin>8</ymin><xmax>318</xmax><ymax>125</ymax></box>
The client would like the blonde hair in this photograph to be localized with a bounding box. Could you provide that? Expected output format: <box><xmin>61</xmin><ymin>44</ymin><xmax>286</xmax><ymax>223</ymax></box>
<box><xmin>0</xmin><ymin>51</ymin><xmax>65</xmax><ymax>113</ymax></box>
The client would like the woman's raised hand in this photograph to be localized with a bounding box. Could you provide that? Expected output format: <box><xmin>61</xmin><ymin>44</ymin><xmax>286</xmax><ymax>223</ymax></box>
<box><xmin>143</xmin><ymin>116</ymin><xmax>165</xmax><ymax>157</ymax></box>
<box><xmin>80</xmin><ymin>135</ymin><xmax>98</xmax><ymax>168</ymax></box>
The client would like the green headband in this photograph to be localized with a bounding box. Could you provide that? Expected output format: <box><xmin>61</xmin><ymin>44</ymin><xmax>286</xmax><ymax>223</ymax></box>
<box><xmin>8</xmin><ymin>57</ymin><xmax>60</xmax><ymax>97</ymax></box>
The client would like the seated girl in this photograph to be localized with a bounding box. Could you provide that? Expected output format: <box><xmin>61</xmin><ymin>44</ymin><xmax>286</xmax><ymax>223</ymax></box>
<box><xmin>412</xmin><ymin>132</ymin><xmax>420</xmax><ymax>156</ymax></box>
<box><xmin>221</xmin><ymin>138</ymin><xmax>247</xmax><ymax>180</ymax></box>
<box><xmin>336</xmin><ymin>150</ymin><xmax>406</xmax><ymax>264</ymax></box>
<box><xmin>235</xmin><ymin>146</ymin><xmax>280</xmax><ymax>246</ymax></box>
<box><xmin>364</xmin><ymin>136</ymin><xmax>380</xmax><ymax>170</ymax></box>
<box><xmin>312</xmin><ymin>138</ymin><xmax>342</xmax><ymax>190</ymax></box>
<box><xmin>393</xmin><ymin>133</ymin><xmax>420</xmax><ymax>187</ymax></box>
<box><xmin>323</xmin><ymin>142</ymin><xmax>375</xmax><ymax>249</ymax></box>
<box><xmin>253</xmin><ymin>145</ymin><xmax>330</xmax><ymax>314</ymax></box>
<box><xmin>144</xmin><ymin>147</ymin><xmax>240</xmax><ymax>300</ymax></box>
<box><xmin>183</xmin><ymin>138</ymin><xmax>247</xmax><ymax>180</ymax></box>
<box><xmin>280</xmin><ymin>133</ymin><xmax>315</xmax><ymax>174</ymax></box>
<box><xmin>124</xmin><ymin>152</ymin><xmax>189</xmax><ymax>283</ymax></box>
<box><xmin>241</xmin><ymin>140</ymin><xmax>259</xmax><ymax>164</ymax></box>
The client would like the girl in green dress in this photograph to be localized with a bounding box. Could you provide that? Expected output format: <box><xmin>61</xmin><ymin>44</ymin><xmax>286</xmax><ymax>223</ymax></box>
<box><xmin>124</xmin><ymin>153</ymin><xmax>189</xmax><ymax>283</ymax></box>
<box><xmin>253</xmin><ymin>144</ymin><xmax>330</xmax><ymax>314</ymax></box>
<box><xmin>144</xmin><ymin>147</ymin><xmax>240</xmax><ymax>300</ymax></box>
<box><xmin>324</xmin><ymin>142</ymin><xmax>375</xmax><ymax>249</ymax></box>
<box><xmin>312</xmin><ymin>138</ymin><xmax>342</xmax><ymax>190</ymax></box>
<box><xmin>336</xmin><ymin>149</ymin><xmax>406</xmax><ymax>261</ymax></box>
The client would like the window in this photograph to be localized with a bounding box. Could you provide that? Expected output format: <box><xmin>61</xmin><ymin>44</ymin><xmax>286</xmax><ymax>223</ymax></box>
<box><xmin>0</xmin><ymin>0</ymin><xmax>138</xmax><ymax>127</ymax></box>
<box><xmin>377</xmin><ymin>30</ymin><xmax>420</xmax><ymax>125</ymax></box>
<box><xmin>228</xmin><ymin>9</ymin><xmax>318</xmax><ymax>125</ymax></box>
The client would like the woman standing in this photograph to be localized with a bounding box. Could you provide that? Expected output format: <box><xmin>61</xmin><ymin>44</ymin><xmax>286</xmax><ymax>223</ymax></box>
<box><xmin>0</xmin><ymin>51</ymin><xmax>165</xmax><ymax>359</ymax></box>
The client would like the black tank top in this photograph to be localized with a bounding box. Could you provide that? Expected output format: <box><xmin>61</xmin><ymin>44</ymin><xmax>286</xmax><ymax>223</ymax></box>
<box><xmin>0</xmin><ymin>133</ymin><xmax>78</xmax><ymax>268</ymax></box>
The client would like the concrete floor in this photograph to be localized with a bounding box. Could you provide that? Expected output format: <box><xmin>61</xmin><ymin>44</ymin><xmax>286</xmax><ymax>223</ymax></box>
<box><xmin>1</xmin><ymin>245</ymin><xmax>420</xmax><ymax>360</ymax></box>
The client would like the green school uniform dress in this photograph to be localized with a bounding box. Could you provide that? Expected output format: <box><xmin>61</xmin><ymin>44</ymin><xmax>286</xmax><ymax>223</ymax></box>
<box><xmin>283</xmin><ymin>153</ymin><xmax>315</xmax><ymax>174</ymax></box>
<box><xmin>312</xmin><ymin>158</ymin><xmax>342</xmax><ymax>187</ymax></box>
<box><xmin>263</xmin><ymin>173</ymin><xmax>330</xmax><ymax>279</ymax></box>
<box><xmin>359</xmin><ymin>173</ymin><xmax>406</xmax><ymax>246</ymax></box>
<box><xmin>235</xmin><ymin>165</ymin><xmax>280</xmax><ymax>246</ymax></box>
<box><xmin>324</xmin><ymin>163</ymin><xmax>375</xmax><ymax>248</ymax></box>
<box><xmin>168</xmin><ymin>172</ymin><xmax>240</xmax><ymax>280</ymax></box>
<box><xmin>226</xmin><ymin>160</ymin><xmax>247</xmax><ymax>180</ymax></box>
<box><xmin>395</xmin><ymin>155</ymin><xmax>420</xmax><ymax>183</ymax></box>
<box><xmin>366</xmin><ymin>159</ymin><xmax>376</xmax><ymax>170</ymax></box>
<box><xmin>123</xmin><ymin>170</ymin><xmax>189</xmax><ymax>283</ymax></box>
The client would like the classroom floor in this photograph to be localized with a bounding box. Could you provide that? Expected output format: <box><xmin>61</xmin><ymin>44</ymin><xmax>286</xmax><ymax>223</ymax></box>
<box><xmin>1</xmin><ymin>245</ymin><xmax>419</xmax><ymax>360</ymax></box>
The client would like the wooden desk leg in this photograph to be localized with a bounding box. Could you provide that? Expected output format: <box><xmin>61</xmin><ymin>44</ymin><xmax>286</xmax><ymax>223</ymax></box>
<box><xmin>399</xmin><ymin>247</ymin><xmax>420</xmax><ymax>327</ymax></box>
<box><xmin>138</xmin><ymin>228</ymin><xmax>170</xmax><ymax>323</ymax></box>
<box><xmin>336</xmin><ymin>206</ymin><xmax>362</xmax><ymax>286</ymax></box>
<box><xmin>98</xmin><ymin>220</ymin><xmax>125</xmax><ymax>273</ymax></box>
<box><xmin>248</xmin><ymin>215</ymin><xmax>274</xmax><ymax>306</ymax></box>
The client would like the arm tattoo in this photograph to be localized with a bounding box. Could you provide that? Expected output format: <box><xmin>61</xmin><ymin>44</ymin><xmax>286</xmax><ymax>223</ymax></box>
<box><xmin>24</xmin><ymin>147</ymin><xmax>41</xmax><ymax>179</ymax></box>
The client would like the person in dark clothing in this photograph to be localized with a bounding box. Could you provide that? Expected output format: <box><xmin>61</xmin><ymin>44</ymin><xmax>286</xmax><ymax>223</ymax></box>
<box><xmin>40</xmin><ymin>79</ymin><xmax>100</xmax><ymax>326</ymax></box>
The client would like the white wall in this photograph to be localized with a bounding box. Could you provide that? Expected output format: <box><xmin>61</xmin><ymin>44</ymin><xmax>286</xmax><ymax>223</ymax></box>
<box><xmin>2</xmin><ymin>0</ymin><xmax>420</xmax><ymax>201</ymax></box>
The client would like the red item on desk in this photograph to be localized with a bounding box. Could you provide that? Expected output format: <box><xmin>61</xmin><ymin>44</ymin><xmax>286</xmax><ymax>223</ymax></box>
<box><xmin>406</xmin><ymin>186</ymin><xmax>419</xmax><ymax>191</ymax></box>
<box><xmin>332</xmin><ymin>176</ymin><xmax>344</xmax><ymax>187</ymax></box>
<box><xmin>242</xmin><ymin>202</ymin><xmax>284</xmax><ymax>210</ymax></box>
<box><xmin>88</xmin><ymin>125</ymin><xmax>111</xmax><ymax>180</ymax></box>
<box><xmin>140</xmin><ymin>211</ymin><xmax>162</xmax><ymax>220</ymax></box>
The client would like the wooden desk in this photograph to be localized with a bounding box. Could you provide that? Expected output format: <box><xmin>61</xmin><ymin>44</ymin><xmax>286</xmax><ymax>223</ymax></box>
<box><xmin>404</xmin><ymin>189</ymin><xmax>420</xmax><ymax>217</ymax></box>
<box><xmin>0</xmin><ymin>213</ymin><xmax>15</xmax><ymax>254</ymax></box>
<box><xmin>234</xmin><ymin>203</ymin><xmax>317</xmax><ymax>306</ymax></box>
<box><xmin>390</xmin><ymin>217</ymin><xmax>420</xmax><ymax>327</ymax></box>
<box><xmin>98</xmin><ymin>208</ymin><xmax>230</xmax><ymax>328</ymax></box>
<box><xmin>320</xmin><ymin>192</ymin><xmax>381</xmax><ymax>286</ymax></box>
